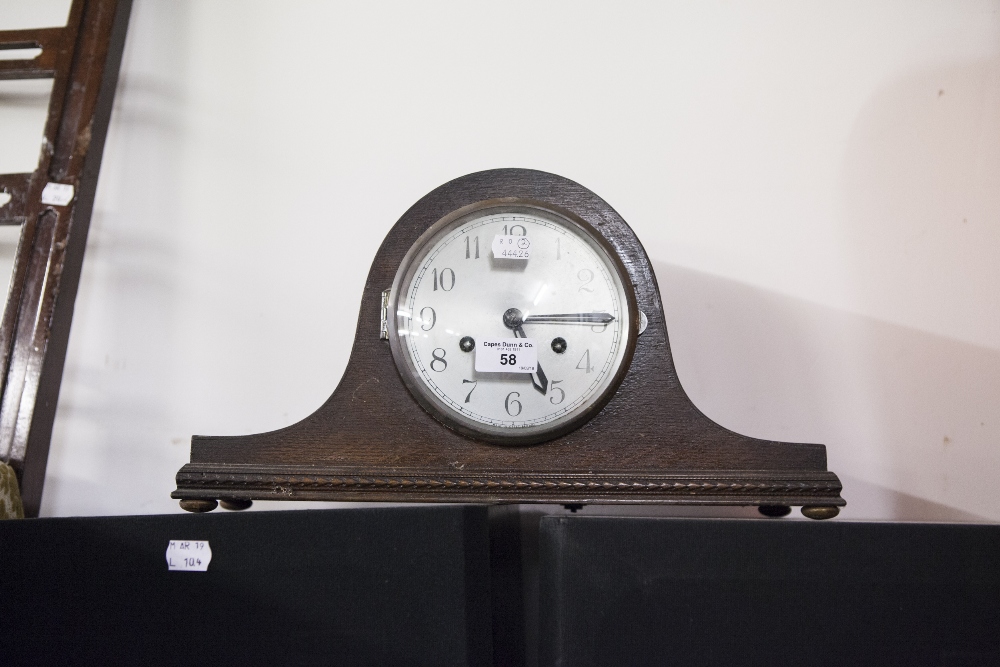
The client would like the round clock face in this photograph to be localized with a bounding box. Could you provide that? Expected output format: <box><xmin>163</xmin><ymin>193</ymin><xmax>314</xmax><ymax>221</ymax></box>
<box><xmin>387</xmin><ymin>201</ymin><xmax>637</xmax><ymax>445</ymax></box>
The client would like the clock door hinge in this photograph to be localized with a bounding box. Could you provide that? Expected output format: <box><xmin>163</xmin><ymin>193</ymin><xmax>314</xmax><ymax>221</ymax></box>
<box><xmin>379</xmin><ymin>288</ymin><xmax>391</xmax><ymax>340</ymax></box>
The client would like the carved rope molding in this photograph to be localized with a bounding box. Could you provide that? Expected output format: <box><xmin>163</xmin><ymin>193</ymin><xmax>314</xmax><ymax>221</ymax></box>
<box><xmin>174</xmin><ymin>466</ymin><xmax>843</xmax><ymax>499</ymax></box>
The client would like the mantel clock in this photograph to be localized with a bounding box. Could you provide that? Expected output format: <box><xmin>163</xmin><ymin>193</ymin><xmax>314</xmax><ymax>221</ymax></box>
<box><xmin>173</xmin><ymin>169</ymin><xmax>844</xmax><ymax>519</ymax></box>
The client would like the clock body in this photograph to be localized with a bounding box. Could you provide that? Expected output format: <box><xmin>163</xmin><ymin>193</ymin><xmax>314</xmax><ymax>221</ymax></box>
<box><xmin>174</xmin><ymin>169</ymin><xmax>844</xmax><ymax>518</ymax></box>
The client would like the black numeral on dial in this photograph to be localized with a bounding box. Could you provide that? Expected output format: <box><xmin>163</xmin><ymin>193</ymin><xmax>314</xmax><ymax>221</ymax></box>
<box><xmin>419</xmin><ymin>306</ymin><xmax>436</xmax><ymax>331</ymax></box>
<box><xmin>433</xmin><ymin>267</ymin><xmax>455</xmax><ymax>291</ymax></box>
<box><xmin>462</xmin><ymin>379</ymin><xmax>477</xmax><ymax>403</ymax></box>
<box><xmin>430</xmin><ymin>348</ymin><xmax>447</xmax><ymax>372</ymax></box>
<box><xmin>549</xmin><ymin>380</ymin><xmax>565</xmax><ymax>405</ymax></box>
<box><xmin>504</xmin><ymin>391</ymin><xmax>522</xmax><ymax>416</ymax></box>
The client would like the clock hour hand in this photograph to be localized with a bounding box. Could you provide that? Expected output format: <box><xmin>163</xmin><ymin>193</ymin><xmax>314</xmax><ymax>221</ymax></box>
<box><xmin>522</xmin><ymin>312</ymin><xmax>615</xmax><ymax>325</ymax></box>
<box><xmin>502</xmin><ymin>308</ymin><xmax>548</xmax><ymax>395</ymax></box>
<box><xmin>514</xmin><ymin>324</ymin><xmax>548</xmax><ymax>395</ymax></box>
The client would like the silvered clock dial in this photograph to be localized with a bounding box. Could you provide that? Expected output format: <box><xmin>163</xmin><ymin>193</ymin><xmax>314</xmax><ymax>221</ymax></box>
<box><xmin>387</xmin><ymin>201</ymin><xmax>638</xmax><ymax>445</ymax></box>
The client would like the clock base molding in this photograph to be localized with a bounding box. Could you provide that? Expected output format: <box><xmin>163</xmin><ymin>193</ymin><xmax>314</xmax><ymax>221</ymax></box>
<box><xmin>173</xmin><ymin>464</ymin><xmax>843</xmax><ymax>516</ymax></box>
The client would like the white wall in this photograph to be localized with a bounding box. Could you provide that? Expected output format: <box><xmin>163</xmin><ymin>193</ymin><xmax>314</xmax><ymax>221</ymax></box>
<box><xmin>1</xmin><ymin>0</ymin><xmax>997</xmax><ymax>521</ymax></box>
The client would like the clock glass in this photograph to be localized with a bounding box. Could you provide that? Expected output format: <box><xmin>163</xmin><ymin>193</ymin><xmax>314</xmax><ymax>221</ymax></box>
<box><xmin>387</xmin><ymin>201</ymin><xmax>637</xmax><ymax>444</ymax></box>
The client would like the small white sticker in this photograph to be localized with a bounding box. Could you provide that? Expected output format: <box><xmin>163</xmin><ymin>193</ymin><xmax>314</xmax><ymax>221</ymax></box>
<box><xmin>40</xmin><ymin>182</ymin><xmax>74</xmax><ymax>206</ymax></box>
<box><xmin>166</xmin><ymin>540</ymin><xmax>212</xmax><ymax>571</ymax></box>
<box><xmin>475</xmin><ymin>338</ymin><xmax>537</xmax><ymax>373</ymax></box>
<box><xmin>492</xmin><ymin>235</ymin><xmax>531</xmax><ymax>259</ymax></box>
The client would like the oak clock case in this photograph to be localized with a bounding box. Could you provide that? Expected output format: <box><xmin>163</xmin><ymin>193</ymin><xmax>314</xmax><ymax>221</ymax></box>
<box><xmin>173</xmin><ymin>169</ymin><xmax>845</xmax><ymax>519</ymax></box>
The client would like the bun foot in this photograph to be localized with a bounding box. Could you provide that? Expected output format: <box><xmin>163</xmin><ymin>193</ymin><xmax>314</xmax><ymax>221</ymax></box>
<box><xmin>179</xmin><ymin>499</ymin><xmax>218</xmax><ymax>513</ymax></box>
<box><xmin>220</xmin><ymin>498</ymin><xmax>253</xmax><ymax>511</ymax></box>
<box><xmin>801</xmin><ymin>505</ymin><xmax>840</xmax><ymax>520</ymax></box>
<box><xmin>758</xmin><ymin>505</ymin><xmax>791</xmax><ymax>517</ymax></box>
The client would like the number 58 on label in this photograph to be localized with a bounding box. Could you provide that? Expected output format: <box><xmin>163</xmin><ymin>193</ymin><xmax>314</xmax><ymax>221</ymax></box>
<box><xmin>475</xmin><ymin>338</ymin><xmax>538</xmax><ymax>373</ymax></box>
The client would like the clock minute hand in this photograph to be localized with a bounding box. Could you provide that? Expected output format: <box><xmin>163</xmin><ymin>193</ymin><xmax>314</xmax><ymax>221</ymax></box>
<box><xmin>513</xmin><ymin>324</ymin><xmax>548</xmax><ymax>395</ymax></box>
<box><xmin>523</xmin><ymin>312</ymin><xmax>615</xmax><ymax>325</ymax></box>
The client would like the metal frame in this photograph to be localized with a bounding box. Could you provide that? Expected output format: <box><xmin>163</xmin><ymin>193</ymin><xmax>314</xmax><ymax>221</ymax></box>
<box><xmin>386</xmin><ymin>199</ymin><xmax>640</xmax><ymax>446</ymax></box>
<box><xmin>0</xmin><ymin>0</ymin><xmax>132</xmax><ymax>516</ymax></box>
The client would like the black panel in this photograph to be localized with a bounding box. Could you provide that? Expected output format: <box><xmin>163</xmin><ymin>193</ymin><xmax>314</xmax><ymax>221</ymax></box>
<box><xmin>539</xmin><ymin>517</ymin><xmax>1000</xmax><ymax>667</ymax></box>
<box><xmin>0</xmin><ymin>506</ymin><xmax>491</xmax><ymax>667</ymax></box>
